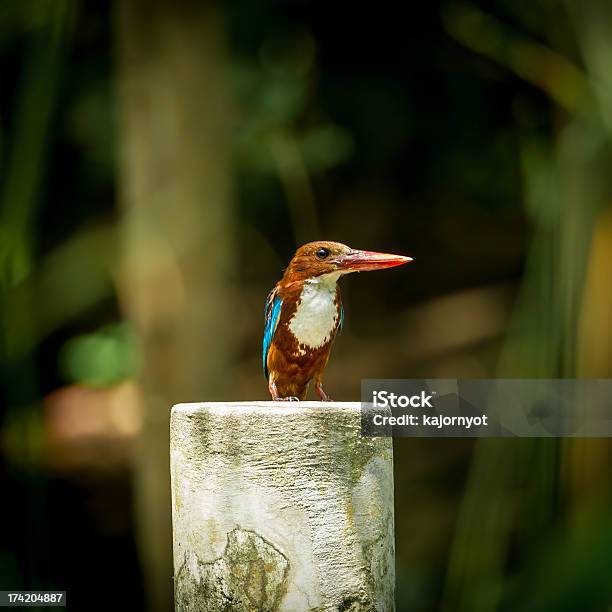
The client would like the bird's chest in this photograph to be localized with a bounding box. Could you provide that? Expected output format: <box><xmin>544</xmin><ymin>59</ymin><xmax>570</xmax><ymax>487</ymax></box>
<box><xmin>287</xmin><ymin>282</ymin><xmax>339</xmax><ymax>351</ymax></box>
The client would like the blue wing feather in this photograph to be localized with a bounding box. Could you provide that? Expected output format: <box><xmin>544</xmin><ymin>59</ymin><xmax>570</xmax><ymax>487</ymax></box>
<box><xmin>263</xmin><ymin>289</ymin><xmax>283</xmax><ymax>379</ymax></box>
<box><xmin>339</xmin><ymin>302</ymin><xmax>344</xmax><ymax>332</ymax></box>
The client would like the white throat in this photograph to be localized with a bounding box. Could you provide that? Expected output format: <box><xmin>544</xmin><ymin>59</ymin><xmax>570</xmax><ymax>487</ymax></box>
<box><xmin>289</xmin><ymin>272</ymin><xmax>341</xmax><ymax>351</ymax></box>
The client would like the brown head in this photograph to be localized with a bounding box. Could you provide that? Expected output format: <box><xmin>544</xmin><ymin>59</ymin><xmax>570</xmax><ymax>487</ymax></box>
<box><xmin>282</xmin><ymin>241</ymin><xmax>412</xmax><ymax>283</ymax></box>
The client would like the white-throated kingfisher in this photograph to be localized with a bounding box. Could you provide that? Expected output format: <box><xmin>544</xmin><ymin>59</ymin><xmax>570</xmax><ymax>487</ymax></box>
<box><xmin>263</xmin><ymin>241</ymin><xmax>412</xmax><ymax>401</ymax></box>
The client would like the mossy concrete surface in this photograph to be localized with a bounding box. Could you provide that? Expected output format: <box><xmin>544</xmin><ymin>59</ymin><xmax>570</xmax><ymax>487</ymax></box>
<box><xmin>171</xmin><ymin>402</ymin><xmax>395</xmax><ymax>611</ymax></box>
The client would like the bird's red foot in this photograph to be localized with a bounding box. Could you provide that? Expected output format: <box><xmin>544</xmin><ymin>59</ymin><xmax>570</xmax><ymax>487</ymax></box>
<box><xmin>315</xmin><ymin>382</ymin><xmax>332</xmax><ymax>402</ymax></box>
<box><xmin>268</xmin><ymin>380</ymin><xmax>300</xmax><ymax>401</ymax></box>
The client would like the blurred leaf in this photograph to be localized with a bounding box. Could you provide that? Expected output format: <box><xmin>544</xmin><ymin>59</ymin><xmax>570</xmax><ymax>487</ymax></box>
<box><xmin>58</xmin><ymin>323</ymin><xmax>140</xmax><ymax>387</ymax></box>
<box><xmin>442</xmin><ymin>1</ymin><xmax>591</xmax><ymax>114</ymax></box>
<box><xmin>256</xmin><ymin>76</ymin><xmax>308</xmax><ymax>126</ymax></box>
<box><xmin>0</xmin><ymin>0</ymin><xmax>63</xmax><ymax>41</ymax></box>
<box><xmin>259</xmin><ymin>30</ymin><xmax>315</xmax><ymax>78</ymax></box>
<box><xmin>0</xmin><ymin>0</ymin><xmax>72</xmax><ymax>289</ymax></box>
<box><xmin>233</xmin><ymin>33</ymin><xmax>353</xmax><ymax>179</ymax></box>
<box><xmin>67</xmin><ymin>80</ymin><xmax>115</xmax><ymax>180</ymax></box>
<box><xmin>505</xmin><ymin>503</ymin><xmax>612</xmax><ymax>612</ymax></box>
<box><xmin>442</xmin><ymin>439</ymin><xmax>526</xmax><ymax>612</ymax></box>
<box><xmin>1</xmin><ymin>224</ymin><xmax>116</xmax><ymax>360</ymax></box>
<box><xmin>300</xmin><ymin>123</ymin><xmax>353</xmax><ymax>171</ymax></box>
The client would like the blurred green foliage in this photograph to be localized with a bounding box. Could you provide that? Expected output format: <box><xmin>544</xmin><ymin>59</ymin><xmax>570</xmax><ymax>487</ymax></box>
<box><xmin>58</xmin><ymin>323</ymin><xmax>139</xmax><ymax>387</ymax></box>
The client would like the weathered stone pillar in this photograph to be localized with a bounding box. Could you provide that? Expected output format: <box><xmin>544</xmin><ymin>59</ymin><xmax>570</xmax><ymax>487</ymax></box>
<box><xmin>170</xmin><ymin>401</ymin><xmax>395</xmax><ymax>611</ymax></box>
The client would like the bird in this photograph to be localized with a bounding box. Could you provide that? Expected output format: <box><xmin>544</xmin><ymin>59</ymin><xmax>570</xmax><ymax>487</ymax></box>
<box><xmin>263</xmin><ymin>241</ymin><xmax>412</xmax><ymax>401</ymax></box>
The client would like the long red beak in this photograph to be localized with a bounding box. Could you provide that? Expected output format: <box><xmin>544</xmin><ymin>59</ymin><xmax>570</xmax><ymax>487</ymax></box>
<box><xmin>336</xmin><ymin>249</ymin><xmax>413</xmax><ymax>272</ymax></box>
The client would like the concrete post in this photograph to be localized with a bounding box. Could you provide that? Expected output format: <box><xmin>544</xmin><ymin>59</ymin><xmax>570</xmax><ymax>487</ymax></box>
<box><xmin>170</xmin><ymin>401</ymin><xmax>395</xmax><ymax>612</ymax></box>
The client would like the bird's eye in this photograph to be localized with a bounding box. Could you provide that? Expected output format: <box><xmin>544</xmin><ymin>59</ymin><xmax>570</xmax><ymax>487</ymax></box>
<box><xmin>315</xmin><ymin>247</ymin><xmax>330</xmax><ymax>260</ymax></box>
